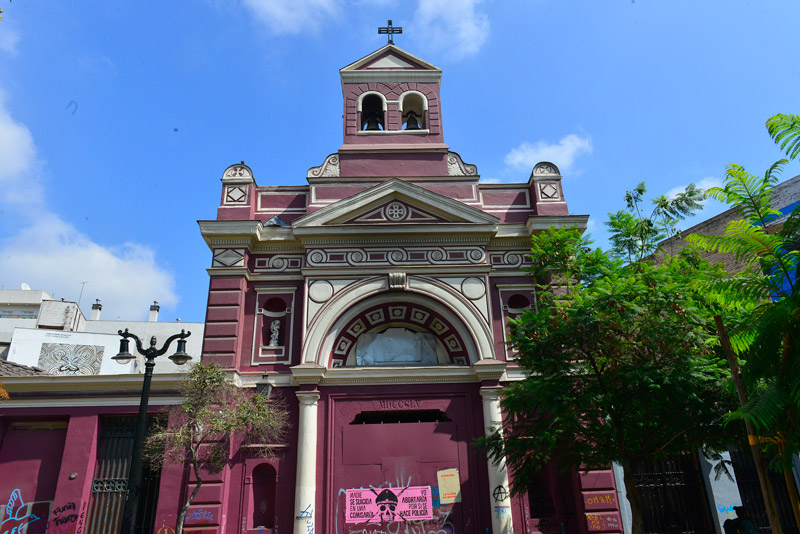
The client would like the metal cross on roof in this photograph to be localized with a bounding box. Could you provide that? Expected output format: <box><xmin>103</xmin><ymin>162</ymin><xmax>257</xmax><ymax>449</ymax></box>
<box><xmin>378</xmin><ymin>20</ymin><xmax>402</xmax><ymax>45</ymax></box>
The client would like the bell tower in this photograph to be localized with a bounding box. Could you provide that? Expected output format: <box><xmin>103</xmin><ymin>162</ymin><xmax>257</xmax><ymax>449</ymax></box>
<box><xmin>337</xmin><ymin>44</ymin><xmax>450</xmax><ymax>177</ymax></box>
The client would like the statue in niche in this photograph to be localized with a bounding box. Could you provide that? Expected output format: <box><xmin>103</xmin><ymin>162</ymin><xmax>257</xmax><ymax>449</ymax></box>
<box><xmin>269</xmin><ymin>320</ymin><xmax>280</xmax><ymax>347</ymax></box>
<box><xmin>356</xmin><ymin>327</ymin><xmax>437</xmax><ymax>366</ymax></box>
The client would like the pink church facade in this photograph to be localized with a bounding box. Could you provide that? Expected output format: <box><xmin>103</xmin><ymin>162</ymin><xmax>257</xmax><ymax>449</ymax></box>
<box><xmin>180</xmin><ymin>45</ymin><xmax>621</xmax><ymax>534</ymax></box>
<box><xmin>0</xmin><ymin>44</ymin><xmax>623</xmax><ymax>534</ymax></box>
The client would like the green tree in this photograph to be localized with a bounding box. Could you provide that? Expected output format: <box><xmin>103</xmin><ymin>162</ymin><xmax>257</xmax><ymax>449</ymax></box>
<box><xmin>144</xmin><ymin>363</ymin><xmax>288</xmax><ymax>534</ymax></box>
<box><xmin>481</xmin><ymin>185</ymin><xmax>739</xmax><ymax>534</ymax></box>
<box><xmin>688</xmin><ymin>114</ymin><xmax>800</xmax><ymax>467</ymax></box>
<box><xmin>688</xmin><ymin>115</ymin><xmax>800</xmax><ymax>466</ymax></box>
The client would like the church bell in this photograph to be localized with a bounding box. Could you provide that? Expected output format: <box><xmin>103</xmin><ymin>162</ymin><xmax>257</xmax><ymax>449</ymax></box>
<box><xmin>404</xmin><ymin>110</ymin><xmax>421</xmax><ymax>130</ymax></box>
<box><xmin>363</xmin><ymin>110</ymin><xmax>382</xmax><ymax>131</ymax></box>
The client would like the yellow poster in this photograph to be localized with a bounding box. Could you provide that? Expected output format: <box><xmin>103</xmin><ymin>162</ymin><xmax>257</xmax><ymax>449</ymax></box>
<box><xmin>437</xmin><ymin>468</ymin><xmax>461</xmax><ymax>504</ymax></box>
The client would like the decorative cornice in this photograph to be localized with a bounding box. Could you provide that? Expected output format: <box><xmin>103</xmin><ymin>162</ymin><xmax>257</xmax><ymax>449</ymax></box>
<box><xmin>294</xmin><ymin>178</ymin><xmax>499</xmax><ymax>230</ymax></box>
<box><xmin>300</xmin><ymin>265</ymin><xmax>491</xmax><ymax>277</ymax></box>
<box><xmin>2</xmin><ymin>373</ymin><xmax>187</xmax><ymax>390</ymax></box>
<box><xmin>525</xmin><ymin>215</ymin><xmax>589</xmax><ymax>234</ymax></box>
<box><xmin>290</xmin><ymin>363</ymin><xmax>326</xmax><ymax>385</ymax></box>
<box><xmin>296</xmin><ymin>233</ymin><xmax>494</xmax><ymax>246</ymax></box>
<box><xmin>319</xmin><ymin>366</ymin><xmax>479</xmax><ymax>386</ymax></box>
<box><xmin>473</xmin><ymin>359</ymin><xmax>507</xmax><ymax>382</ymax></box>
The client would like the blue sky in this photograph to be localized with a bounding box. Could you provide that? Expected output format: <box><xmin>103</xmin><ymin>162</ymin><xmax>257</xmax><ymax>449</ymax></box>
<box><xmin>0</xmin><ymin>0</ymin><xmax>798</xmax><ymax>322</ymax></box>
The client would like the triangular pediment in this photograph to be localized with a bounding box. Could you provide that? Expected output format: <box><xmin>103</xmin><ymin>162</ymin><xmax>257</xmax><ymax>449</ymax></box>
<box><xmin>293</xmin><ymin>180</ymin><xmax>498</xmax><ymax>232</ymax></box>
<box><xmin>341</xmin><ymin>45</ymin><xmax>441</xmax><ymax>74</ymax></box>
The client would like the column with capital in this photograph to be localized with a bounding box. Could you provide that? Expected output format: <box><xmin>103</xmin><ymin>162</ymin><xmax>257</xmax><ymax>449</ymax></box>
<box><xmin>294</xmin><ymin>391</ymin><xmax>320</xmax><ymax>534</ymax></box>
<box><xmin>480</xmin><ymin>386</ymin><xmax>514</xmax><ymax>534</ymax></box>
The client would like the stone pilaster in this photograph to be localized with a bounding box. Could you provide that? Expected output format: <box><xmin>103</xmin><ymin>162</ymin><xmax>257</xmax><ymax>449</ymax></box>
<box><xmin>480</xmin><ymin>386</ymin><xmax>514</xmax><ymax>534</ymax></box>
<box><xmin>294</xmin><ymin>391</ymin><xmax>320</xmax><ymax>534</ymax></box>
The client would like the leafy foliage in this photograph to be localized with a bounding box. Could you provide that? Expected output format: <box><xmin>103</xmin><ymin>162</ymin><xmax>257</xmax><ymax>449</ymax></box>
<box><xmin>0</xmin><ymin>383</ymin><xmax>8</xmax><ymax>400</ymax></box>
<box><xmin>687</xmin><ymin>113</ymin><xmax>800</xmax><ymax>469</ymax></box>
<box><xmin>145</xmin><ymin>362</ymin><xmax>288</xmax><ymax>534</ymax></box>
<box><xmin>480</xmin><ymin>184</ymin><xmax>741</xmax><ymax>534</ymax></box>
<box><xmin>767</xmin><ymin>113</ymin><xmax>800</xmax><ymax>160</ymax></box>
<box><xmin>606</xmin><ymin>181</ymin><xmax>704</xmax><ymax>263</ymax></box>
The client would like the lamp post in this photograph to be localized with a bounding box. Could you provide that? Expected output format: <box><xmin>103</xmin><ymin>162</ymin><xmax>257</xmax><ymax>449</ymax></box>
<box><xmin>113</xmin><ymin>328</ymin><xmax>192</xmax><ymax>534</ymax></box>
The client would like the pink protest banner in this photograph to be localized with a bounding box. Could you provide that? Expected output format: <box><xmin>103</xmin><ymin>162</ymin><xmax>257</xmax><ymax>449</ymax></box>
<box><xmin>345</xmin><ymin>486</ymin><xmax>433</xmax><ymax>523</ymax></box>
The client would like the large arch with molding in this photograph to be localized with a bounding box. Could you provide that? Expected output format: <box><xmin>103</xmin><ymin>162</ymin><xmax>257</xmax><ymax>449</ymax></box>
<box><xmin>301</xmin><ymin>275</ymin><xmax>496</xmax><ymax>367</ymax></box>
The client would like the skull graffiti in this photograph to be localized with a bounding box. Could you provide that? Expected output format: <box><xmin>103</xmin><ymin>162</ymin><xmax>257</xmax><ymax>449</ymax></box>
<box><xmin>375</xmin><ymin>489</ymin><xmax>398</xmax><ymax>521</ymax></box>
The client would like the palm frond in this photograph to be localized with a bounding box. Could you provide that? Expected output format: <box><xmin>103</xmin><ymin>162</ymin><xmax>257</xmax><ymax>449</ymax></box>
<box><xmin>767</xmin><ymin>114</ymin><xmax>800</xmax><ymax>160</ymax></box>
<box><xmin>738</xmin><ymin>385</ymin><xmax>787</xmax><ymax>433</ymax></box>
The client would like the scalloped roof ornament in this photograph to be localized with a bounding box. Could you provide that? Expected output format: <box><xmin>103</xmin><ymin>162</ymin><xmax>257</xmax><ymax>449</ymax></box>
<box><xmin>222</xmin><ymin>162</ymin><xmax>254</xmax><ymax>182</ymax></box>
<box><xmin>531</xmin><ymin>161</ymin><xmax>561</xmax><ymax>178</ymax></box>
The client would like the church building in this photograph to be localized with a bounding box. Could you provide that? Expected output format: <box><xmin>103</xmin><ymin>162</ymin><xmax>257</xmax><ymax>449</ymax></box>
<box><xmin>176</xmin><ymin>41</ymin><xmax>622</xmax><ymax>534</ymax></box>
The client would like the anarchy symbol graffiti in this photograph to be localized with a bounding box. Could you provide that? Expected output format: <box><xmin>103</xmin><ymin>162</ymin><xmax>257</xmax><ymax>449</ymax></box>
<box><xmin>492</xmin><ymin>485</ymin><xmax>508</xmax><ymax>502</ymax></box>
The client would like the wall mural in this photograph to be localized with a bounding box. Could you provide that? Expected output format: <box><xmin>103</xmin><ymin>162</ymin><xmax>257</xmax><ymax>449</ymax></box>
<box><xmin>38</xmin><ymin>344</ymin><xmax>103</xmax><ymax>376</ymax></box>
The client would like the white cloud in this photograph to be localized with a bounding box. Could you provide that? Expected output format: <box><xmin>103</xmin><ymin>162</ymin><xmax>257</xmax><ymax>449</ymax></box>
<box><xmin>239</xmin><ymin>0</ymin><xmax>491</xmax><ymax>57</ymax></box>
<box><xmin>414</xmin><ymin>0</ymin><xmax>489</xmax><ymax>59</ymax></box>
<box><xmin>664</xmin><ymin>177</ymin><xmax>729</xmax><ymax>232</ymax></box>
<box><xmin>505</xmin><ymin>134</ymin><xmax>593</xmax><ymax>173</ymax></box>
<box><xmin>0</xmin><ymin>215</ymin><xmax>178</xmax><ymax>320</ymax></box>
<box><xmin>0</xmin><ymin>24</ymin><xmax>20</xmax><ymax>56</ymax></box>
<box><xmin>0</xmin><ymin>90</ymin><xmax>178</xmax><ymax>321</ymax></box>
<box><xmin>242</xmin><ymin>0</ymin><xmax>340</xmax><ymax>34</ymax></box>
<box><xmin>665</xmin><ymin>177</ymin><xmax>723</xmax><ymax>201</ymax></box>
<box><xmin>0</xmin><ymin>90</ymin><xmax>35</xmax><ymax>182</ymax></box>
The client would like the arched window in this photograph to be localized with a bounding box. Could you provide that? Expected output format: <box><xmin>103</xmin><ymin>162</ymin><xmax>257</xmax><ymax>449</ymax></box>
<box><xmin>252</xmin><ymin>463</ymin><xmax>277</xmax><ymax>529</ymax></box>
<box><xmin>399</xmin><ymin>91</ymin><xmax>427</xmax><ymax>130</ymax></box>
<box><xmin>358</xmin><ymin>92</ymin><xmax>386</xmax><ymax>131</ymax></box>
<box><xmin>507</xmin><ymin>294</ymin><xmax>531</xmax><ymax>313</ymax></box>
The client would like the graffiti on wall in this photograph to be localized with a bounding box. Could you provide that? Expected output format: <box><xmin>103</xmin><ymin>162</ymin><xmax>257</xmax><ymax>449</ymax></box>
<box><xmin>346</xmin><ymin>487</ymin><xmax>432</xmax><ymax>523</ymax></box>
<box><xmin>337</xmin><ymin>477</ymin><xmax>456</xmax><ymax>534</ymax></box>
<box><xmin>1</xmin><ymin>490</ymin><xmax>40</xmax><ymax>534</ymax></box>
<box><xmin>38</xmin><ymin>344</ymin><xmax>103</xmax><ymax>376</ymax></box>
<box><xmin>0</xmin><ymin>491</ymin><xmax>89</xmax><ymax>534</ymax></box>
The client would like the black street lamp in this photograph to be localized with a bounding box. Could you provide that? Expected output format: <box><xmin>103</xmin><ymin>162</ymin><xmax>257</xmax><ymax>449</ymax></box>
<box><xmin>113</xmin><ymin>328</ymin><xmax>192</xmax><ymax>534</ymax></box>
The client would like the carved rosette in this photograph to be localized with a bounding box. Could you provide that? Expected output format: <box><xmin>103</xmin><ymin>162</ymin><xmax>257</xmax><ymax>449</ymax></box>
<box><xmin>447</xmin><ymin>152</ymin><xmax>478</xmax><ymax>176</ymax></box>
<box><xmin>307</xmin><ymin>154</ymin><xmax>340</xmax><ymax>178</ymax></box>
<box><xmin>305</xmin><ymin>246</ymin><xmax>486</xmax><ymax>267</ymax></box>
<box><xmin>254</xmin><ymin>254</ymin><xmax>304</xmax><ymax>273</ymax></box>
<box><xmin>488</xmin><ymin>251</ymin><xmax>532</xmax><ymax>270</ymax></box>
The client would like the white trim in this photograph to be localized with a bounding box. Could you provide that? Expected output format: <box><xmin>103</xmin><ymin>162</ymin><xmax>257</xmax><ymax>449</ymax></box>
<box><xmin>356</xmin><ymin>91</ymin><xmax>388</xmax><ymax>113</ymax></box>
<box><xmin>356</xmin><ymin>129</ymin><xmax>430</xmax><ymax>136</ymax></box>
<box><xmin>398</xmin><ymin>90</ymin><xmax>429</xmax><ymax>112</ymax></box>
<box><xmin>250</xmin><ymin>287</ymin><xmax>296</xmax><ymax>366</ymax></box>
<box><xmin>301</xmin><ymin>275</ymin><xmax>495</xmax><ymax>366</ymax></box>
<box><xmin>294</xmin><ymin>179</ymin><xmax>499</xmax><ymax>229</ymax></box>
<box><xmin>341</xmin><ymin>71</ymin><xmax>441</xmax><ymax>84</ymax></box>
<box><xmin>525</xmin><ymin>215</ymin><xmax>589</xmax><ymax>233</ymax></box>
<box><xmin>340</xmin><ymin>44</ymin><xmax>441</xmax><ymax>74</ymax></box>
<box><xmin>0</xmin><ymin>396</ymin><xmax>186</xmax><ymax>408</ymax></box>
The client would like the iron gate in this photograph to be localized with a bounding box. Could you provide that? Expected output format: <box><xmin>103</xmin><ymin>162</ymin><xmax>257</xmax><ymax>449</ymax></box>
<box><xmin>85</xmin><ymin>415</ymin><xmax>163</xmax><ymax>534</ymax></box>
<box><xmin>632</xmin><ymin>452</ymin><xmax>715</xmax><ymax>534</ymax></box>
<box><xmin>730</xmin><ymin>448</ymin><xmax>799</xmax><ymax>534</ymax></box>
